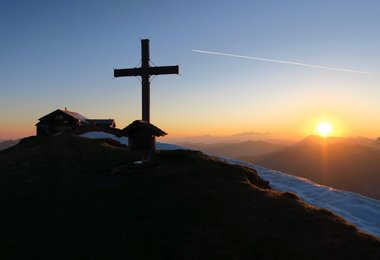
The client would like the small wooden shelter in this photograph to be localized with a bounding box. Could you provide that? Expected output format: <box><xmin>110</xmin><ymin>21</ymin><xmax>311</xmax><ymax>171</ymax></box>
<box><xmin>118</xmin><ymin>120</ymin><xmax>167</xmax><ymax>152</ymax></box>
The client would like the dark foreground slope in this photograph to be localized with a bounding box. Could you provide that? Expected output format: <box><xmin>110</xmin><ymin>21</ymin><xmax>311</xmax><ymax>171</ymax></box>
<box><xmin>1</xmin><ymin>135</ymin><xmax>379</xmax><ymax>259</ymax></box>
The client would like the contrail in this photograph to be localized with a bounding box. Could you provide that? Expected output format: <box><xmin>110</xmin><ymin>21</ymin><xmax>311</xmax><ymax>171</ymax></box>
<box><xmin>192</xmin><ymin>49</ymin><xmax>371</xmax><ymax>75</ymax></box>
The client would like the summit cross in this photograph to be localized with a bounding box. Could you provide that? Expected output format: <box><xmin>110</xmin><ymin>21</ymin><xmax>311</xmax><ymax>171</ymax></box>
<box><xmin>114</xmin><ymin>39</ymin><xmax>179</xmax><ymax>122</ymax></box>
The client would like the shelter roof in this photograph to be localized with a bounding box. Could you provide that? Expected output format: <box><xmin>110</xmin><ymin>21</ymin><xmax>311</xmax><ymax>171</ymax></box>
<box><xmin>119</xmin><ymin>120</ymin><xmax>167</xmax><ymax>137</ymax></box>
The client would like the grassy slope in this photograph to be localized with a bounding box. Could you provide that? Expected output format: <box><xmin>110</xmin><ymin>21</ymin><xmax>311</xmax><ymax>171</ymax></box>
<box><xmin>0</xmin><ymin>135</ymin><xmax>379</xmax><ymax>259</ymax></box>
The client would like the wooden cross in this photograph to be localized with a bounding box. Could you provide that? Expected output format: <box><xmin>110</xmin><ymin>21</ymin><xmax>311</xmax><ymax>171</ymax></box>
<box><xmin>114</xmin><ymin>39</ymin><xmax>179</xmax><ymax>122</ymax></box>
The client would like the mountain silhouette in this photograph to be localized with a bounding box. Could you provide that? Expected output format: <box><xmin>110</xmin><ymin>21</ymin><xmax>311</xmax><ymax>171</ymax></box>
<box><xmin>179</xmin><ymin>140</ymin><xmax>284</xmax><ymax>158</ymax></box>
<box><xmin>0</xmin><ymin>139</ymin><xmax>19</xmax><ymax>151</ymax></box>
<box><xmin>244</xmin><ymin>135</ymin><xmax>380</xmax><ymax>200</ymax></box>
<box><xmin>373</xmin><ymin>137</ymin><xmax>380</xmax><ymax>148</ymax></box>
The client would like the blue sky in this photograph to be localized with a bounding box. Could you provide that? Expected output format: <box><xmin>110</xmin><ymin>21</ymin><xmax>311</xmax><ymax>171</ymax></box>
<box><xmin>1</xmin><ymin>1</ymin><xmax>379</xmax><ymax>139</ymax></box>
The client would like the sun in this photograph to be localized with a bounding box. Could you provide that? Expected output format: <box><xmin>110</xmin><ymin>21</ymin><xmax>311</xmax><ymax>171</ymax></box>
<box><xmin>317</xmin><ymin>121</ymin><xmax>333</xmax><ymax>138</ymax></box>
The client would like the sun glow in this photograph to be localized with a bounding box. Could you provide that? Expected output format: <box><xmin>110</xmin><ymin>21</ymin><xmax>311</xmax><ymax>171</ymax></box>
<box><xmin>317</xmin><ymin>121</ymin><xmax>333</xmax><ymax>138</ymax></box>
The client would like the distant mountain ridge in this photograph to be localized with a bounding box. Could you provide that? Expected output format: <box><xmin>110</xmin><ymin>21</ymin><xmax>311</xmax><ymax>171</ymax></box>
<box><xmin>179</xmin><ymin>140</ymin><xmax>285</xmax><ymax>158</ymax></box>
<box><xmin>0</xmin><ymin>139</ymin><xmax>20</xmax><ymax>151</ymax></box>
<box><xmin>244</xmin><ymin>135</ymin><xmax>380</xmax><ymax>200</ymax></box>
<box><xmin>373</xmin><ymin>137</ymin><xmax>380</xmax><ymax>148</ymax></box>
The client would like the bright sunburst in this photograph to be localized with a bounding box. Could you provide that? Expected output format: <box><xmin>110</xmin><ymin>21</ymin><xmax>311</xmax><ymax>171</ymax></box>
<box><xmin>317</xmin><ymin>121</ymin><xmax>333</xmax><ymax>138</ymax></box>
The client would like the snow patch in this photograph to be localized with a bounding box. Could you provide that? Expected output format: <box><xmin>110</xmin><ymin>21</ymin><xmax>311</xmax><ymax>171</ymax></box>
<box><xmin>80</xmin><ymin>131</ymin><xmax>128</xmax><ymax>145</ymax></box>
<box><xmin>133</xmin><ymin>160</ymin><xmax>144</xmax><ymax>164</ymax></box>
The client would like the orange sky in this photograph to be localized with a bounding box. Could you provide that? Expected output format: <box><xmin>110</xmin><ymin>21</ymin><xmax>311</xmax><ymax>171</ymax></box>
<box><xmin>1</xmin><ymin>104</ymin><xmax>380</xmax><ymax>141</ymax></box>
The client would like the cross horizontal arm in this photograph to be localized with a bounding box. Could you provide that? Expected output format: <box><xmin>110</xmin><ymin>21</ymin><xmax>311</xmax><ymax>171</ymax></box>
<box><xmin>114</xmin><ymin>68</ymin><xmax>142</xmax><ymax>78</ymax></box>
<box><xmin>149</xmin><ymin>66</ymin><xmax>179</xmax><ymax>76</ymax></box>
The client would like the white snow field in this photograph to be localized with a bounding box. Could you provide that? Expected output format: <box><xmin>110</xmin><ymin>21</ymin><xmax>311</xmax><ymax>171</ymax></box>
<box><xmin>81</xmin><ymin>132</ymin><xmax>380</xmax><ymax>239</ymax></box>
<box><xmin>81</xmin><ymin>131</ymin><xmax>128</xmax><ymax>144</ymax></box>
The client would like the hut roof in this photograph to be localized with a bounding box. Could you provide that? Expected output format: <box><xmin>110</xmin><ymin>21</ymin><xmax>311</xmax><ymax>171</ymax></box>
<box><xmin>37</xmin><ymin>109</ymin><xmax>116</xmax><ymax>127</ymax></box>
<box><xmin>119</xmin><ymin>120</ymin><xmax>167</xmax><ymax>137</ymax></box>
<box><xmin>61</xmin><ymin>109</ymin><xmax>88</xmax><ymax>121</ymax></box>
<box><xmin>38</xmin><ymin>109</ymin><xmax>88</xmax><ymax>122</ymax></box>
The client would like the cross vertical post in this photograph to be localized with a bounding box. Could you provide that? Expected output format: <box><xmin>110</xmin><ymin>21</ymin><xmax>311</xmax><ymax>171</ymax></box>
<box><xmin>114</xmin><ymin>39</ymin><xmax>179</xmax><ymax>123</ymax></box>
<box><xmin>141</xmin><ymin>39</ymin><xmax>150</xmax><ymax>122</ymax></box>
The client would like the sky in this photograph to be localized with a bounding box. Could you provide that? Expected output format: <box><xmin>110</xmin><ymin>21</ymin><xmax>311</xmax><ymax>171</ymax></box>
<box><xmin>1</xmin><ymin>0</ymin><xmax>380</xmax><ymax>141</ymax></box>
